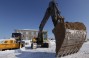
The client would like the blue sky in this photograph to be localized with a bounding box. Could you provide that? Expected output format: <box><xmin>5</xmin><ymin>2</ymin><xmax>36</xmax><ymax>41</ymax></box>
<box><xmin>0</xmin><ymin>0</ymin><xmax>89</xmax><ymax>39</ymax></box>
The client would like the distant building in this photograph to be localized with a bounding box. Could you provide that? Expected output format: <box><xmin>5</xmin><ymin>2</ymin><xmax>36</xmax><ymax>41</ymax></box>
<box><xmin>14</xmin><ymin>29</ymin><xmax>48</xmax><ymax>40</ymax></box>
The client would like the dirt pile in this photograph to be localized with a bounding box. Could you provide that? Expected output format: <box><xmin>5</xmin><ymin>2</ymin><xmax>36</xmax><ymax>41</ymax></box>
<box><xmin>64</xmin><ymin>22</ymin><xmax>86</xmax><ymax>30</ymax></box>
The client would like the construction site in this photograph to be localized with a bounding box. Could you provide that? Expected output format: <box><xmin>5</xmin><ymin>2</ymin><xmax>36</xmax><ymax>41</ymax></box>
<box><xmin>0</xmin><ymin>0</ymin><xmax>89</xmax><ymax>58</ymax></box>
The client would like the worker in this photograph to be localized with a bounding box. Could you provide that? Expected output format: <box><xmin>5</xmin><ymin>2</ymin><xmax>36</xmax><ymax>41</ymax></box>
<box><xmin>31</xmin><ymin>37</ymin><xmax>37</xmax><ymax>49</ymax></box>
<box><xmin>32</xmin><ymin>37</ymin><xmax>37</xmax><ymax>43</ymax></box>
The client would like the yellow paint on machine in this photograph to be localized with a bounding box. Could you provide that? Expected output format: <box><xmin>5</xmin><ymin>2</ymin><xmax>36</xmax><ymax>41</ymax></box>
<box><xmin>0</xmin><ymin>39</ymin><xmax>20</xmax><ymax>50</ymax></box>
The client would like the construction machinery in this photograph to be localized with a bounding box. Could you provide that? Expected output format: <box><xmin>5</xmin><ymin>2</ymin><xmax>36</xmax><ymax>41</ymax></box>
<box><xmin>12</xmin><ymin>33</ymin><xmax>24</xmax><ymax>48</ymax></box>
<box><xmin>31</xmin><ymin>31</ymin><xmax>49</xmax><ymax>49</ymax></box>
<box><xmin>0</xmin><ymin>33</ymin><xmax>24</xmax><ymax>51</ymax></box>
<box><xmin>0</xmin><ymin>39</ymin><xmax>20</xmax><ymax>51</ymax></box>
<box><xmin>36</xmin><ymin>0</ymin><xmax>86</xmax><ymax>57</ymax></box>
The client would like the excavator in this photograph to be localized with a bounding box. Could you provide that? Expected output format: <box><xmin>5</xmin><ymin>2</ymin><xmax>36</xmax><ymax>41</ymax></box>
<box><xmin>32</xmin><ymin>0</ymin><xmax>87</xmax><ymax>57</ymax></box>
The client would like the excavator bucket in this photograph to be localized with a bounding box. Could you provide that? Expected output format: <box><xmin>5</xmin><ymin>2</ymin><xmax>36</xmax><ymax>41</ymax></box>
<box><xmin>53</xmin><ymin>22</ymin><xmax>86</xmax><ymax>57</ymax></box>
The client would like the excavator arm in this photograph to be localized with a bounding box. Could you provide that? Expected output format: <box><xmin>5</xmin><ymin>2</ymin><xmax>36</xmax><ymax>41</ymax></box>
<box><xmin>37</xmin><ymin>0</ymin><xmax>64</xmax><ymax>44</ymax></box>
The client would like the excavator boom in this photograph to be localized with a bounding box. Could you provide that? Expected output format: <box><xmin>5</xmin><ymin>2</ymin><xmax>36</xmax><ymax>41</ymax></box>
<box><xmin>37</xmin><ymin>1</ymin><xmax>64</xmax><ymax>44</ymax></box>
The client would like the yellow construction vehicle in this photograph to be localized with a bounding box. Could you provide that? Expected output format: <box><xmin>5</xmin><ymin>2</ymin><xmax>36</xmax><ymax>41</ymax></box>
<box><xmin>35</xmin><ymin>0</ymin><xmax>86</xmax><ymax>57</ymax></box>
<box><xmin>31</xmin><ymin>33</ymin><xmax>49</xmax><ymax>49</ymax></box>
<box><xmin>12</xmin><ymin>33</ymin><xmax>24</xmax><ymax>48</ymax></box>
<box><xmin>0</xmin><ymin>39</ymin><xmax>19</xmax><ymax>51</ymax></box>
<box><xmin>0</xmin><ymin>33</ymin><xmax>24</xmax><ymax>51</ymax></box>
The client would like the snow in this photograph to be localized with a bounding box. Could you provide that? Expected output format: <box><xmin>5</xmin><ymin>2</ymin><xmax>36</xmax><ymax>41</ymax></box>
<box><xmin>17</xmin><ymin>29</ymin><xmax>47</xmax><ymax>32</ymax></box>
<box><xmin>0</xmin><ymin>40</ymin><xmax>89</xmax><ymax>58</ymax></box>
<box><xmin>61</xmin><ymin>41</ymin><xmax>89</xmax><ymax>58</ymax></box>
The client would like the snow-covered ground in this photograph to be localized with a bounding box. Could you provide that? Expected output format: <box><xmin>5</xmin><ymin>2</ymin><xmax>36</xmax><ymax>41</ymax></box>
<box><xmin>61</xmin><ymin>41</ymin><xmax>89</xmax><ymax>58</ymax></box>
<box><xmin>0</xmin><ymin>40</ymin><xmax>89</xmax><ymax>58</ymax></box>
